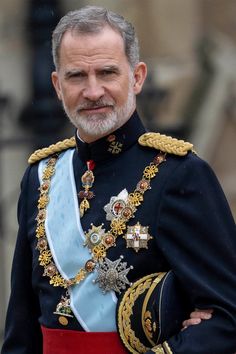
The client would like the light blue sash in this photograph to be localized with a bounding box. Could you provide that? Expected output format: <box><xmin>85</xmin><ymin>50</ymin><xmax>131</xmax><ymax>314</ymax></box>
<box><xmin>38</xmin><ymin>149</ymin><xmax>117</xmax><ymax>331</ymax></box>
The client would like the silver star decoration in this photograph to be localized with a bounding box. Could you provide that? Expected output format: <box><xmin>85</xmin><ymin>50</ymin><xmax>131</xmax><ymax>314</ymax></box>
<box><xmin>103</xmin><ymin>189</ymin><xmax>129</xmax><ymax>221</ymax></box>
<box><xmin>104</xmin><ymin>189</ymin><xmax>136</xmax><ymax>221</ymax></box>
<box><xmin>94</xmin><ymin>256</ymin><xmax>133</xmax><ymax>294</ymax></box>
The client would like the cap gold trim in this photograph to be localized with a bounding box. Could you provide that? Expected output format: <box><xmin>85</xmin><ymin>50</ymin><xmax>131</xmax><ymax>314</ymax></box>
<box><xmin>163</xmin><ymin>341</ymin><xmax>173</xmax><ymax>354</ymax></box>
<box><xmin>118</xmin><ymin>272</ymin><xmax>166</xmax><ymax>354</ymax></box>
<box><xmin>141</xmin><ymin>272</ymin><xmax>166</xmax><ymax>346</ymax></box>
<box><xmin>152</xmin><ymin>344</ymin><xmax>165</xmax><ymax>353</ymax></box>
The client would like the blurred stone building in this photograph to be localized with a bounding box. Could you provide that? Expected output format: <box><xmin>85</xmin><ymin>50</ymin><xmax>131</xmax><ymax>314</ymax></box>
<box><xmin>1</xmin><ymin>0</ymin><xmax>236</xmax><ymax>341</ymax></box>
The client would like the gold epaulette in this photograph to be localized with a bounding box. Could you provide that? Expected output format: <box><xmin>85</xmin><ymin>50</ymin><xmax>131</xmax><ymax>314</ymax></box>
<box><xmin>28</xmin><ymin>137</ymin><xmax>76</xmax><ymax>164</ymax></box>
<box><xmin>138</xmin><ymin>132</ymin><xmax>194</xmax><ymax>156</ymax></box>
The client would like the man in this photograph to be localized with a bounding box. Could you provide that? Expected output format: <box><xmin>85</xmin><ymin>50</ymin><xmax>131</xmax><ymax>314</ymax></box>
<box><xmin>1</xmin><ymin>5</ymin><xmax>236</xmax><ymax>354</ymax></box>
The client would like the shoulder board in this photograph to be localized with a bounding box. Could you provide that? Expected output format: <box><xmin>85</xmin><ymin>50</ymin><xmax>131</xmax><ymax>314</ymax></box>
<box><xmin>138</xmin><ymin>132</ymin><xmax>194</xmax><ymax>156</ymax></box>
<box><xmin>28</xmin><ymin>137</ymin><xmax>76</xmax><ymax>164</ymax></box>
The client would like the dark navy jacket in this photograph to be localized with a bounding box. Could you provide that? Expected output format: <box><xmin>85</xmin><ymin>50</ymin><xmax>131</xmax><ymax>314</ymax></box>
<box><xmin>2</xmin><ymin>112</ymin><xmax>236</xmax><ymax>354</ymax></box>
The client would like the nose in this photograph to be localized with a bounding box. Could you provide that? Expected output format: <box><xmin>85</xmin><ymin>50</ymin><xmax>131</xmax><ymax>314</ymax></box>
<box><xmin>82</xmin><ymin>76</ymin><xmax>105</xmax><ymax>101</ymax></box>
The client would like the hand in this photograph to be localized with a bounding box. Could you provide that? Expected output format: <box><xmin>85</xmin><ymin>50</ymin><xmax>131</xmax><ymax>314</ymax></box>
<box><xmin>182</xmin><ymin>309</ymin><xmax>213</xmax><ymax>330</ymax></box>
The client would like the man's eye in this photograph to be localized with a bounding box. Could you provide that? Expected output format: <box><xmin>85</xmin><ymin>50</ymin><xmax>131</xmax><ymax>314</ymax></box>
<box><xmin>73</xmin><ymin>73</ymin><xmax>85</xmax><ymax>78</ymax></box>
<box><xmin>100</xmin><ymin>70</ymin><xmax>117</xmax><ymax>76</ymax></box>
<box><xmin>102</xmin><ymin>71</ymin><xmax>112</xmax><ymax>75</ymax></box>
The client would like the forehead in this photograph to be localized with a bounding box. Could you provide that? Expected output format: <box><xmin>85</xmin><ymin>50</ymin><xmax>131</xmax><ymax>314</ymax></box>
<box><xmin>58</xmin><ymin>26</ymin><xmax>129</xmax><ymax>69</ymax></box>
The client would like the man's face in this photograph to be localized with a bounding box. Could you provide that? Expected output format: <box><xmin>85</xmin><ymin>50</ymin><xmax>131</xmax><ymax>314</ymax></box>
<box><xmin>52</xmin><ymin>26</ymin><xmax>147</xmax><ymax>142</ymax></box>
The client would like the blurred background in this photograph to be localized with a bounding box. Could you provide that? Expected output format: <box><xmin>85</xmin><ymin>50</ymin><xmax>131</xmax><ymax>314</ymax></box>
<box><xmin>1</xmin><ymin>0</ymin><xmax>236</xmax><ymax>343</ymax></box>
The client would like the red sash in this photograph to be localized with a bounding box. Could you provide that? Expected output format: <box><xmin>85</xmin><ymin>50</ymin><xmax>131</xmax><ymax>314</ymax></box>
<box><xmin>41</xmin><ymin>326</ymin><xmax>128</xmax><ymax>354</ymax></box>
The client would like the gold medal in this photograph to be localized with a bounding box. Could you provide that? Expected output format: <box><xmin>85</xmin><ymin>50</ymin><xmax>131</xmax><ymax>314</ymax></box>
<box><xmin>58</xmin><ymin>316</ymin><xmax>69</xmax><ymax>326</ymax></box>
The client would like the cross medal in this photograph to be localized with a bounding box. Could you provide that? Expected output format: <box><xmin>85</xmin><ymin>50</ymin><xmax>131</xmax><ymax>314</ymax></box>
<box><xmin>124</xmin><ymin>222</ymin><xmax>153</xmax><ymax>252</ymax></box>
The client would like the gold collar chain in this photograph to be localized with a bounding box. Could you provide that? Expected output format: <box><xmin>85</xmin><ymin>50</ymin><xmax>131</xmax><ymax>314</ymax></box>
<box><xmin>35</xmin><ymin>152</ymin><xmax>166</xmax><ymax>289</ymax></box>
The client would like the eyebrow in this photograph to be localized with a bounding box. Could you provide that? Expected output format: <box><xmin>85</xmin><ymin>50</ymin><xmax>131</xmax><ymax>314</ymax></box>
<box><xmin>64</xmin><ymin>65</ymin><xmax>120</xmax><ymax>79</ymax></box>
<box><xmin>64</xmin><ymin>69</ymin><xmax>85</xmax><ymax>79</ymax></box>
<box><xmin>99</xmin><ymin>65</ymin><xmax>120</xmax><ymax>73</ymax></box>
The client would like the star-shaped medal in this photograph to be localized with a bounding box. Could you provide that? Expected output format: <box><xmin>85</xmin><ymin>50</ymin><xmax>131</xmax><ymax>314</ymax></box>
<box><xmin>124</xmin><ymin>222</ymin><xmax>153</xmax><ymax>252</ymax></box>
<box><xmin>84</xmin><ymin>224</ymin><xmax>106</xmax><ymax>252</ymax></box>
<box><xmin>104</xmin><ymin>189</ymin><xmax>136</xmax><ymax>221</ymax></box>
<box><xmin>94</xmin><ymin>256</ymin><xmax>133</xmax><ymax>294</ymax></box>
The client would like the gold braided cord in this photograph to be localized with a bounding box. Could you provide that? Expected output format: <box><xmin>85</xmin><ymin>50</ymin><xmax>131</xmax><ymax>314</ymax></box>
<box><xmin>118</xmin><ymin>274</ymin><xmax>157</xmax><ymax>353</ymax></box>
<box><xmin>152</xmin><ymin>345</ymin><xmax>165</xmax><ymax>354</ymax></box>
<box><xmin>138</xmin><ymin>132</ymin><xmax>193</xmax><ymax>156</ymax></box>
<box><xmin>118</xmin><ymin>273</ymin><xmax>170</xmax><ymax>354</ymax></box>
<box><xmin>28</xmin><ymin>137</ymin><xmax>76</xmax><ymax>164</ymax></box>
<box><xmin>162</xmin><ymin>341</ymin><xmax>173</xmax><ymax>354</ymax></box>
<box><xmin>141</xmin><ymin>272</ymin><xmax>166</xmax><ymax>347</ymax></box>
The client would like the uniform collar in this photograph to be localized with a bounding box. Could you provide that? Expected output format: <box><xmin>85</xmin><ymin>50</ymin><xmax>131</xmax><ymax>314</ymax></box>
<box><xmin>75</xmin><ymin>111</ymin><xmax>146</xmax><ymax>163</ymax></box>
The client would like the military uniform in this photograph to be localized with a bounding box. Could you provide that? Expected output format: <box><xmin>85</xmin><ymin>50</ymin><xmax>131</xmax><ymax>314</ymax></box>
<box><xmin>2</xmin><ymin>112</ymin><xmax>236</xmax><ymax>354</ymax></box>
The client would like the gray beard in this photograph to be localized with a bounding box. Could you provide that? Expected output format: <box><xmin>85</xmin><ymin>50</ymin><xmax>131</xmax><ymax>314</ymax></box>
<box><xmin>63</xmin><ymin>88</ymin><xmax>135</xmax><ymax>138</ymax></box>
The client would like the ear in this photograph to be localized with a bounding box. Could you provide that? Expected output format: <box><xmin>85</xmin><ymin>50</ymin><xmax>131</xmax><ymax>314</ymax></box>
<box><xmin>51</xmin><ymin>71</ymin><xmax>62</xmax><ymax>100</ymax></box>
<box><xmin>133</xmin><ymin>62</ymin><xmax>147</xmax><ymax>95</ymax></box>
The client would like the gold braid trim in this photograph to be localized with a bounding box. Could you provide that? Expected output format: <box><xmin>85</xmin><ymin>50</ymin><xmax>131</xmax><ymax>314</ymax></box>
<box><xmin>118</xmin><ymin>273</ymin><xmax>168</xmax><ymax>354</ymax></box>
<box><xmin>138</xmin><ymin>132</ymin><xmax>194</xmax><ymax>156</ymax></box>
<box><xmin>118</xmin><ymin>273</ymin><xmax>157</xmax><ymax>353</ymax></box>
<box><xmin>141</xmin><ymin>272</ymin><xmax>166</xmax><ymax>347</ymax></box>
<box><xmin>151</xmin><ymin>341</ymin><xmax>172</xmax><ymax>354</ymax></box>
<box><xmin>152</xmin><ymin>344</ymin><xmax>165</xmax><ymax>354</ymax></box>
<box><xmin>28</xmin><ymin>137</ymin><xmax>76</xmax><ymax>164</ymax></box>
<box><xmin>162</xmin><ymin>341</ymin><xmax>173</xmax><ymax>354</ymax></box>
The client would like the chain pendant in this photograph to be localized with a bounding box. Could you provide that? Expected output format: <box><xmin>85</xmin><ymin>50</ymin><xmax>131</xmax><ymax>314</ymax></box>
<box><xmin>53</xmin><ymin>292</ymin><xmax>74</xmax><ymax>326</ymax></box>
<box><xmin>78</xmin><ymin>160</ymin><xmax>95</xmax><ymax>217</ymax></box>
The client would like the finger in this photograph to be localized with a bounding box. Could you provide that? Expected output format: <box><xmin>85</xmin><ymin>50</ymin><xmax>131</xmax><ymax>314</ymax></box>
<box><xmin>190</xmin><ymin>311</ymin><xmax>212</xmax><ymax>320</ymax></box>
<box><xmin>195</xmin><ymin>308</ymin><xmax>214</xmax><ymax>314</ymax></box>
<box><xmin>182</xmin><ymin>318</ymin><xmax>201</xmax><ymax>327</ymax></box>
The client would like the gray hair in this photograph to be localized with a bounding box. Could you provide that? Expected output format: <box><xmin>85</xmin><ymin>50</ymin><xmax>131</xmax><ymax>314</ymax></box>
<box><xmin>52</xmin><ymin>5</ymin><xmax>140</xmax><ymax>70</ymax></box>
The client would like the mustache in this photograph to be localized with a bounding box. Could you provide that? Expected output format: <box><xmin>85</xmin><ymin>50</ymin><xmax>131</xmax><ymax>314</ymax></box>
<box><xmin>77</xmin><ymin>99</ymin><xmax>114</xmax><ymax>112</ymax></box>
